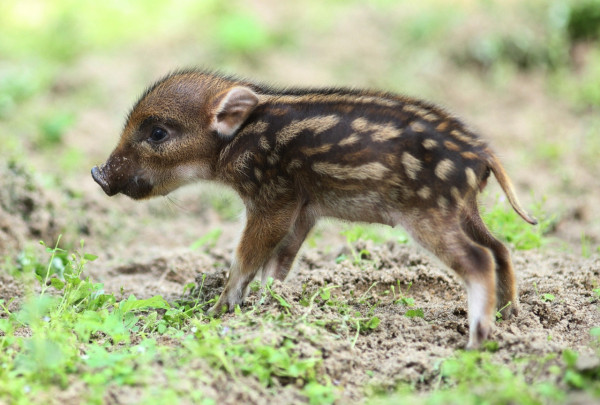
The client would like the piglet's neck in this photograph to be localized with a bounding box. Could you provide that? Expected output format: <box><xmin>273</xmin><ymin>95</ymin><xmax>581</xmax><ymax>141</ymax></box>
<box><xmin>213</xmin><ymin>97</ymin><xmax>301</xmax><ymax>192</ymax></box>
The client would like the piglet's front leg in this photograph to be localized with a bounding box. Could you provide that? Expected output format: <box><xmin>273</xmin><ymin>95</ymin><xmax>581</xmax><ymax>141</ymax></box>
<box><xmin>208</xmin><ymin>204</ymin><xmax>298</xmax><ymax>315</ymax></box>
<box><xmin>261</xmin><ymin>208</ymin><xmax>316</xmax><ymax>285</ymax></box>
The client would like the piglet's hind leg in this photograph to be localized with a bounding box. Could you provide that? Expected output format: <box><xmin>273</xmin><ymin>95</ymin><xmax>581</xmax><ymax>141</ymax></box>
<box><xmin>403</xmin><ymin>214</ymin><xmax>497</xmax><ymax>349</ymax></box>
<box><xmin>461</xmin><ymin>202</ymin><xmax>519</xmax><ymax>320</ymax></box>
<box><xmin>261</xmin><ymin>208</ymin><xmax>316</xmax><ymax>285</ymax></box>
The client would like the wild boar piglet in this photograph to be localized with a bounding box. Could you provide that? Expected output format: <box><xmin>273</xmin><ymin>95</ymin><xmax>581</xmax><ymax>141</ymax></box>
<box><xmin>92</xmin><ymin>70</ymin><xmax>537</xmax><ymax>348</ymax></box>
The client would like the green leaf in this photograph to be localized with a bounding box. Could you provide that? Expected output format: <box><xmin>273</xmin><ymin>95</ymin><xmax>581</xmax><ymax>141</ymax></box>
<box><xmin>272</xmin><ymin>293</ymin><xmax>291</xmax><ymax>308</ymax></box>
<box><xmin>303</xmin><ymin>381</ymin><xmax>336</xmax><ymax>405</ymax></box>
<box><xmin>335</xmin><ymin>254</ymin><xmax>347</xmax><ymax>264</ymax></box>
<box><xmin>50</xmin><ymin>278</ymin><xmax>65</xmax><ymax>290</ymax></box>
<box><xmin>190</xmin><ymin>228</ymin><xmax>222</xmax><ymax>251</ymax></box>
<box><xmin>83</xmin><ymin>253</ymin><xmax>98</xmax><ymax>261</ymax></box>
<box><xmin>564</xmin><ymin>370</ymin><xmax>584</xmax><ymax>388</ymax></box>
<box><xmin>405</xmin><ymin>308</ymin><xmax>424</xmax><ymax>318</ymax></box>
<box><xmin>562</xmin><ymin>349</ymin><xmax>578</xmax><ymax>367</ymax></box>
<box><xmin>395</xmin><ymin>297</ymin><xmax>415</xmax><ymax>306</ymax></box>
<box><xmin>15</xmin><ymin>338</ymin><xmax>66</xmax><ymax>375</ymax></box>
<box><xmin>366</xmin><ymin>316</ymin><xmax>380</xmax><ymax>329</ymax></box>
<box><xmin>483</xmin><ymin>340</ymin><xmax>499</xmax><ymax>352</ymax></box>
<box><xmin>0</xmin><ymin>318</ymin><xmax>13</xmax><ymax>334</ymax></box>
<box><xmin>119</xmin><ymin>295</ymin><xmax>170</xmax><ymax>313</ymax></box>
<box><xmin>541</xmin><ymin>293</ymin><xmax>555</xmax><ymax>302</ymax></box>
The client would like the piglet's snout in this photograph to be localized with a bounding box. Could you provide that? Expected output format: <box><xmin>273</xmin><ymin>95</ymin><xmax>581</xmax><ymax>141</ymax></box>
<box><xmin>91</xmin><ymin>165</ymin><xmax>116</xmax><ymax>196</ymax></box>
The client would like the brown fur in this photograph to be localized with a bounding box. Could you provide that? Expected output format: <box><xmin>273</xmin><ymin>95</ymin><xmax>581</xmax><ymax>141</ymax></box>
<box><xmin>91</xmin><ymin>69</ymin><xmax>537</xmax><ymax>349</ymax></box>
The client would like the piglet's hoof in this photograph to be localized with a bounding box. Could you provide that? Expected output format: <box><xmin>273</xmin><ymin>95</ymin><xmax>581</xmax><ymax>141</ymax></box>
<box><xmin>207</xmin><ymin>303</ymin><xmax>228</xmax><ymax>317</ymax></box>
<box><xmin>466</xmin><ymin>321</ymin><xmax>492</xmax><ymax>350</ymax></box>
<box><xmin>497</xmin><ymin>302</ymin><xmax>519</xmax><ymax>320</ymax></box>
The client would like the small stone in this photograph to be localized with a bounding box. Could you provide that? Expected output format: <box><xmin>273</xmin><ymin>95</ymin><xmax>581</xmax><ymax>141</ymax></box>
<box><xmin>576</xmin><ymin>354</ymin><xmax>600</xmax><ymax>372</ymax></box>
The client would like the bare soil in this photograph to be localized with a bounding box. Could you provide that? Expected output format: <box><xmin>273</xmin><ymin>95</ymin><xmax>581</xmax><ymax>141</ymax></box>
<box><xmin>93</xmin><ymin>238</ymin><xmax>600</xmax><ymax>403</ymax></box>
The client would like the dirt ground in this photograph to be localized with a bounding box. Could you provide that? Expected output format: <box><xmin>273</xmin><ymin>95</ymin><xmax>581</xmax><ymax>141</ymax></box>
<box><xmin>95</xmin><ymin>239</ymin><xmax>600</xmax><ymax>403</ymax></box>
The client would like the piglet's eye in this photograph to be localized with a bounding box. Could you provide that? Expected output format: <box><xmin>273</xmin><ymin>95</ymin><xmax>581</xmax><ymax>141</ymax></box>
<box><xmin>149</xmin><ymin>127</ymin><xmax>169</xmax><ymax>143</ymax></box>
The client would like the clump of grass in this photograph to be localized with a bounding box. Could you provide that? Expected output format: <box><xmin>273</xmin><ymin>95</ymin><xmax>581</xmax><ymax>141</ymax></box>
<box><xmin>370</xmin><ymin>325</ymin><xmax>600</xmax><ymax>404</ymax></box>
<box><xmin>336</xmin><ymin>224</ymin><xmax>408</xmax><ymax>266</ymax></box>
<box><xmin>371</xmin><ymin>351</ymin><xmax>567</xmax><ymax>405</ymax></box>
<box><xmin>390</xmin><ymin>281</ymin><xmax>425</xmax><ymax>318</ymax></box>
<box><xmin>482</xmin><ymin>195</ymin><xmax>554</xmax><ymax>250</ymax></box>
<box><xmin>567</xmin><ymin>0</ymin><xmax>600</xmax><ymax>42</ymax></box>
<box><xmin>454</xmin><ymin>31</ymin><xmax>563</xmax><ymax>72</ymax></box>
<box><xmin>0</xmin><ymin>69</ymin><xmax>46</xmax><ymax>118</ymax></box>
<box><xmin>391</xmin><ymin>281</ymin><xmax>415</xmax><ymax>307</ymax></box>
<box><xmin>37</xmin><ymin>111</ymin><xmax>76</xmax><ymax>147</ymax></box>
<box><xmin>295</xmin><ymin>281</ymin><xmax>383</xmax><ymax>351</ymax></box>
<box><xmin>341</xmin><ymin>224</ymin><xmax>409</xmax><ymax>246</ymax></box>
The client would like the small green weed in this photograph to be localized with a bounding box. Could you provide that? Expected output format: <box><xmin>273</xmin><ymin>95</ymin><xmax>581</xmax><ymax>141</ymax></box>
<box><xmin>264</xmin><ymin>278</ymin><xmax>292</xmax><ymax>315</ymax></box>
<box><xmin>299</xmin><ymin>284</ymin><xmax>340</xmax><ymax>313</ymax></box>
<box><xmin>390</xmin><ymin>281</ymin><xmax>424</xmax><ymax>318</ymax></box>
<box><xmin>404</xmin><ymin>308</ymin><xmax>425</xmax><ymax>318</ymax></box>
<box><xmin>183</xmin><ymin>317</ymin><xmax>335</xmax><ymax>401</ymax></box>
<box><xmin>297</xmin><ymin>282</ymin><xmax>382</xmax><ymax>351</ymax></box>
<box><xmin>495</xmin><ymin>301</ymin><xmax>513</xmax><ymax>321</ymax></box>
<box><xmin>433</xmin><ymin>351</ymin><xmax>565</xmax><ymax>404</ymax></box>
<box><xmin>190</xmin><ymin>228</ymin><xmax>222</xmax><ymax>251</ymax></box>
<box><xmin>391</xmin><ymin>281</ymin><xmax>416</xmax><ymax>307</ymax></box>
<box><xmin>541</xmin><ymin>293</ymin><xmax>556</xmax><ymax>303</ymax></box>
<box><xmin>533</xmin><ymin>282</ymin><xmax>556</xmax><ymax>303</ymax></box>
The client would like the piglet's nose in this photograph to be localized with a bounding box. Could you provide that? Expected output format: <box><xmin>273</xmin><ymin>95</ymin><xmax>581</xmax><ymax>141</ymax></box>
<box><xmin>91</xmin><ymin>165</ymin><xmax>116</xmax><ymax>196</ymax></box>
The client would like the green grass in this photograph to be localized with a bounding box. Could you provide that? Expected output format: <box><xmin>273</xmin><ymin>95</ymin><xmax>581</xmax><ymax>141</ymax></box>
<box><xmin>0</xmin><ymin>239</ymin><xmax>337</xmax><ymax>404</ymax></box>
<box><xmin>371</xmin><ymin>344</ymin><xmax>600</xmax><ymax>405</ymax></box>
<box><xmin>482</xmin><ymin>196</ymin><xmax>554</xmax><ymax>251</ymax></box>
<box><xmin>341</xmin><ymin>224</ymin><xmax>409</xmax><ymax>246</ymax></box>
<box><xmin>333</xmin><ymin>195</ymin><xmax>552</xmax><ymax>253</ymax></box>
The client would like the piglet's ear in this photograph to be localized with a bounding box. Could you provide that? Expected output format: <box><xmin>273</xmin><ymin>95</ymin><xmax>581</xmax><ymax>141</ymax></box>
<box><xmin>211</xmin><ymin>86</ymin><xmax>259</xmax><ymax>138</ymax></box>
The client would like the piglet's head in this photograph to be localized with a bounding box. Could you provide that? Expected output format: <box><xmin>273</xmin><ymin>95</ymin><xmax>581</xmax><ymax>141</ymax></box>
<box><xmin>91</xmin><ymin>71</ymin><xmax>259</xmax><ymax>200</ymax></box>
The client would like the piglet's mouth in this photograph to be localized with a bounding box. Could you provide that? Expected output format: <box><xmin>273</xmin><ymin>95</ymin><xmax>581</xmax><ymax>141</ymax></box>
<box><xmin>91</xmin><ymin>166</ymin><xmax>117</xmax><ymax>196</ymax></box>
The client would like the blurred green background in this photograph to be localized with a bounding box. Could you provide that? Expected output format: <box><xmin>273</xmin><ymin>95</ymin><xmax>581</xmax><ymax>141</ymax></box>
<box><xmin>1</xmin><ymin>0</ymin><xmax>599</xmax><ymax>250</ymax></box>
